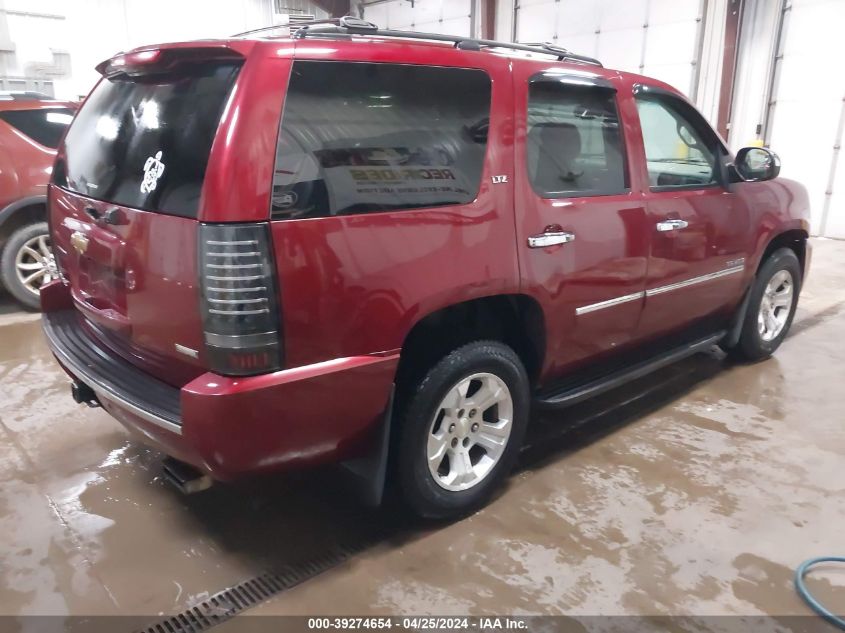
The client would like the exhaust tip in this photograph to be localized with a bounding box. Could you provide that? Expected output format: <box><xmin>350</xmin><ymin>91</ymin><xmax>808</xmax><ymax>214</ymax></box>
<box><xmin>162</xmin><ymin>457</ymin><xmax>213</xmax><ymax>494</ymax></box>
<box><xmin>71</xmin><ymin>381</ymin><xmax>101</xmax><ymax>408</ymax></box>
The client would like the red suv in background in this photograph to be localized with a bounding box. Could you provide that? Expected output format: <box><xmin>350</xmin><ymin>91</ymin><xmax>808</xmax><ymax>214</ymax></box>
<box><xmin>0</xmin><ymin>94</ymin><xmax>76</xmax><ymax>309</ymax></box>
<box><xmin>40</xmin><ymin>19</ymin><xmax>809</xmax><ymax>519</ymax></box>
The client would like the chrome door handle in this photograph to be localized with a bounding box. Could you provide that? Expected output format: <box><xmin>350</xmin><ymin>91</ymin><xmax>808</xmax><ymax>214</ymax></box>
<box><xmin>656</xmin><ymin>219</ymin><xmax>689</xmax><ymax>232</ymax></box>
<box><xmin>528</xmin><ymin>231</ymin><xmax>575</xmax><ymax>248</ymax></box>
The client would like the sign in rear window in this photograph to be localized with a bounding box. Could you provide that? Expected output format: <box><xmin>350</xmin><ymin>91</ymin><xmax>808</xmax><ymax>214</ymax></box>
<box><xmin>272</xmin><ymin>61</ymin><xmax>492</xmax><ymax>219</ymax></box>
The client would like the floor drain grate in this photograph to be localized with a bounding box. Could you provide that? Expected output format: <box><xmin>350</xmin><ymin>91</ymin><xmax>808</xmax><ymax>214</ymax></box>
<box><xmin>137</xmin><ymin>530</ymin><xmax>392</xmax><ymax>633</ymax></box>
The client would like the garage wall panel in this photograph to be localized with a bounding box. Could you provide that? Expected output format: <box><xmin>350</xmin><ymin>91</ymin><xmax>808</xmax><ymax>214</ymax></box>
<box><xmin>390</xmin><ymin>0</ymin><xmax>439</xmax><ymax>28</ymax></box>
<box><xmin>363</xmin><ymin>3</ymin><xmax>389</xmax><ymax>26</ymax></box>
<box><xmin>597</xmin><ymin>27</ymin><xmax>642</xmax><ymax>73</ymax></box>
<box><xmin>595</xmin><ymin>0</ymin><xmax>647</xmax><ymax>72</ymax></box>
<box><xmin>516</xmin><ymin>1</ymin><xmax>557</xmax><ymax>43</ymax></box>
<box><xmin>361</xmin><ymin>0</ymin><xmax>472</xmax><ymax>36</ymax></box>
<box><xmin>513</xmin><ymin>0</ymin><xmax>704</xmax><ymax>98</ymax></box>
<box><xmin>642</xmin><ymin>20</ymin><xmax>699</xmax><ymax>94</ymax></box>
<box><xmin>556</xmin><ymin>1</ymin><xmax>601</xmax><ymax>36</ymax></box>
<box><xmin>438</xmin><ymin>17</ymin><xmax>472</xmax><ymax>36</ymax></box>
<box><xmin>649</xmin><ymin>0</ymin><xmax>700</xmax><ymax>25</ymax></box>
<box><xmin>826</xmin><ymin>137</ymin><xmax>845</xmax><ymax>238</ymax></box>
<box><xmin>443</xmin><ymin>1</ymin><xmax>472</xmax><ymax>20</ymax></box>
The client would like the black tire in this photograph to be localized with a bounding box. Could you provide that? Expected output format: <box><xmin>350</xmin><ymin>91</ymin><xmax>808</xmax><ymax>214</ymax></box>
<box><xmin>0</xmin><ymin>221</ymin><xmax>51</xmax><ymax>311</ymax></box>
<box><xmin>395</xmin><ymin>340</ymin><xmax>530</xmax><ymax>520</ymax></box>
<box><xmin>729</xmin><ymin>248</ymin><xmax>801</xmax><ymax>361</ymax></box>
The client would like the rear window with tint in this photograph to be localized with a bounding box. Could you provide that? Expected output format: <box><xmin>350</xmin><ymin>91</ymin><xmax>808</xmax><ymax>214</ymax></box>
<box><xmin>272</xmin><ymin>61</ymin><xmax>492</xmax><ymax>219</ymax></box>
<box><xmin>0</xmin><ymin>108</ymin><xmax>75</xmax><ymax>149</ymax></box>
<box><xmin>54</xmin><ymin>62</ymin><xmax>240</xmax><ymax>218</ymax></box>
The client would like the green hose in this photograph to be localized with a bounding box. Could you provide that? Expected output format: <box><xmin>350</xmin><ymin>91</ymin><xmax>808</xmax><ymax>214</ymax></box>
<box><xmin>794</xmin><ymin>557</ymin><xmax>845</xmax><ymax>629</ymax></box>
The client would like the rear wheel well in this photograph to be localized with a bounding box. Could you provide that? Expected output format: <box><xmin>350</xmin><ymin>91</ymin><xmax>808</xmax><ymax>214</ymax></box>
<box><xmin>0</xmin><ymin>202</ymin><xmax>47</xmax><ymax>254</ymax></box>
<box><xmin>759</xmin><ymin>229</ymin><xmax>807</xmax><ymax>277</ymax></box>
<box><xmin>395</xmin><ymin>295</ymin><xmax>545</xmax><ymax>398</ymax></box>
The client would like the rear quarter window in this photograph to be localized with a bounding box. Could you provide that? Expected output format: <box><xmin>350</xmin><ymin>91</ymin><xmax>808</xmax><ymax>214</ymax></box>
<box><xmin>54</xmin><ymin>62</ymin><xmax>240</xmax><ymax>218</ymax></box>
<box><xmin>0</xmin><ymin>108</ymin><xmax>75</xmax><ymax>149</ymax></box>
<box><xmin>272</xmin><ymin>61</ymin><xmax>492</xmax><ymax>219</ymax></box>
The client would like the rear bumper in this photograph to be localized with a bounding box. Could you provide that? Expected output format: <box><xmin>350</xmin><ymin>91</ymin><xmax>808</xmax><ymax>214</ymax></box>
<box><xmin>41</xmin><ymin>299</ymin><xmax>399</xmax><ymax>479</ymax></box>
<box><xmin>43</xmin><ymin>309</ymin><xmax>182</xmax><ymax>434</ymax></box>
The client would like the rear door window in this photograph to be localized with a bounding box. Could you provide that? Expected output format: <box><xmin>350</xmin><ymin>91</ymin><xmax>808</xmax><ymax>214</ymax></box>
<box><xmin>0</xmin><ymin>108</ymin><xmax>74</xmax><ymax>149</ymax></box>
<box><xmin>54</xmin><ymin>62</ymin><xmax>240</xmax><ymax>218</ymax></box>
<box><xmin>272</xmin><ymin>61</ymin><xmax>492</xmax><ymax>219</ymax></box>
<box><xmin>527</xmin><ymin>81</ymin><xmax>627</xmax><ymax>198</ymax></box>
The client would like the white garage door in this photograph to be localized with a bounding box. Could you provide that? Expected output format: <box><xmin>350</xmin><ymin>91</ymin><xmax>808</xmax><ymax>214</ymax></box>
<box><xmin>514</xmin><ymin>0</ymin><xmax>704</xmax><ymax>97</ymax></box>
<box><xmin>362</xmin><ymin>0</ymin><xmax>473</xmax><ymax>37</ymax></box>
<box><xmin>767</xmin><ymin>0</ymin><xmax>845</xmax><ymax>238</ymax></box>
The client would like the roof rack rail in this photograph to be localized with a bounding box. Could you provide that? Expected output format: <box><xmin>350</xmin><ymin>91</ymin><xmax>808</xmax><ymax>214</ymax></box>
<box><xmin>257</xmin><ymin>16</ymin><xmax>603</xmax><ymax>67</ymax></box>
<box><xmin>232</xmin><ymin>16</ymin><xmax>375</xmax><ymax>38</ymax></box>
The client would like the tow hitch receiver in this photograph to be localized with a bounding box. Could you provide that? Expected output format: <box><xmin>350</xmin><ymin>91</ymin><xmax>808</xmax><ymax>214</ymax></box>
<box><xmin>162</xmin><ymin>457</ymin><xmax>213</xmax><ymax>494</ymax></box>
<box><xmin>71</xmin><ymin>381</ymin><xmax>101</xmax><ymax>408</ymax></box>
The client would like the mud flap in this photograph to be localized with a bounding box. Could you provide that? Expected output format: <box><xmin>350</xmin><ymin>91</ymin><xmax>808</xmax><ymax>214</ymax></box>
<box><xmin>724</xmin><ymin>281</ymin><xmax>754</xmax><ymax>348</ymax></box>
<box><xmin>340</xmin><ymin>385</ymin><xmax>394</xmax><ymax>507</ymax></box>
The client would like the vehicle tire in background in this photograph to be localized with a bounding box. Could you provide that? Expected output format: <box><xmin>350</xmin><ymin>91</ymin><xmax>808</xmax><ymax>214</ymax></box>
<box><xmin>395</xmin><ymin>340</ymin><xmax>530</xmax><ymax>520</ymax></box>
<box><xmin>729</xmin><ymin>247</ymin><xmax>801</xmax><ymax>361</ymax></box>
<box><xmin>0</xmin><ymin>221</ymin><xmax>53</xmax><ymax>311</ymax></box>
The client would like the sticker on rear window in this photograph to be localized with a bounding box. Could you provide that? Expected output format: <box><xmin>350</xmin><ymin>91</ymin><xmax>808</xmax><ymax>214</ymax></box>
<box><xmin>141</xmin><ymin>151</ymin><xmax>165</xmax><ymax>194</ymax></box>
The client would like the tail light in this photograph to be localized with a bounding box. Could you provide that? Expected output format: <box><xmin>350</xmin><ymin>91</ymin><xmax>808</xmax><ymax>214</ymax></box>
<box><xmin>198</xmin><ymin>223</ymin><xmax>282</xmax><ymax>376</ymax></box>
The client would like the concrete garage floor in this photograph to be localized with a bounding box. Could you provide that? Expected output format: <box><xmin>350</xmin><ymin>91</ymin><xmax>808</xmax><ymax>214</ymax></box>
<box><xmin>1</xmin><ymin>238</ymin><xmax>844</xmax><ymax>630</ymax></box>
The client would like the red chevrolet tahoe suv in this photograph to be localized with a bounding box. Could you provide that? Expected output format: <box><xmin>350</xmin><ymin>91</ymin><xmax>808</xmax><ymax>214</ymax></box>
<box><xmin>41</xmin><ymin>19</ymin><xmax>810</xmax><ymax>519</ymax></box>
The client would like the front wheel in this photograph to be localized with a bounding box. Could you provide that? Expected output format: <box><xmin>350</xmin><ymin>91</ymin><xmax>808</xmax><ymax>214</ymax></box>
<box><xmin>729</xmin><ymin>247</ymin><xmax>801</xmax><ymax>361</ymax></box>
<box><xmin>395</xmin><ymin>341</ymin><xmax>529</xmax><ymax>520</ymax></box>
<box><xmin>0</xmin><ymin>222</ymin><xmax>55</xmax><ymax>311</ymax></box>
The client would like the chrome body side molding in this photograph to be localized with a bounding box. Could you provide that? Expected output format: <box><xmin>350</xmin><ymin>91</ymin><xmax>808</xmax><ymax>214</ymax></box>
<box><xmin>575</xmin><ymin>260</ymin><xmax>746</xmax><ymax>314</ymax></box>
<box><xmin>645</xmin><ymin>264</ymin><xmax>745</xmax><ymax>297</ymax></box>
<box><xmin>575</xmin><ymin>291</ymin><xmax>645</xmax><ymax>315</ymax></box>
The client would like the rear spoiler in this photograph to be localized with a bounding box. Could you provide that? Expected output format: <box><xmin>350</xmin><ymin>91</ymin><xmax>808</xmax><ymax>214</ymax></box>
<box><xmin>95</xmin><ymin>46</ymin><xmax>244</xmax><ymax>78</ymax></box>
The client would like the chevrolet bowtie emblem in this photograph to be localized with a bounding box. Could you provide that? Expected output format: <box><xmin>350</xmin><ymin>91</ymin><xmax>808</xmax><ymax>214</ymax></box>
<box><xmin>70</xmin><ymin>231</ymin><xmax>89</xmax><ymax>255</ymax></box>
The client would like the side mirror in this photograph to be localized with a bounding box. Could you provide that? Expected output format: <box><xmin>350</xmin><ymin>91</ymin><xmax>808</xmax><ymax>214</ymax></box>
<box><xmin>735</xmin><ymin>146</ymin><xmax>781</xmax><ymax>182</ymax></box>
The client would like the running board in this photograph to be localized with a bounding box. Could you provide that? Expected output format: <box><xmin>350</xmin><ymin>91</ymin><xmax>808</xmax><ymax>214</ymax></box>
<box><xmin>534</xmin><ymin>331</ymin><xmax>726</xmax><ymax>409</ymax></box>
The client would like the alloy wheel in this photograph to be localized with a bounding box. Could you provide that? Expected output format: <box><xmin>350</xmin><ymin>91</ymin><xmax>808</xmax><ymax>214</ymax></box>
<box><xmin>427</xmin><ymin>372</ymin><xmax>513</xmax><ymax>492</ymax></box>
<box><xmin>758</xmin><ymin>269</ymin><xmax>794</xmax><ymax>342</ymax></box>
<box><xmin>14</xmin><ymin>233</ymin><xmax>55</xmax><ymax>297</ymax></box>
